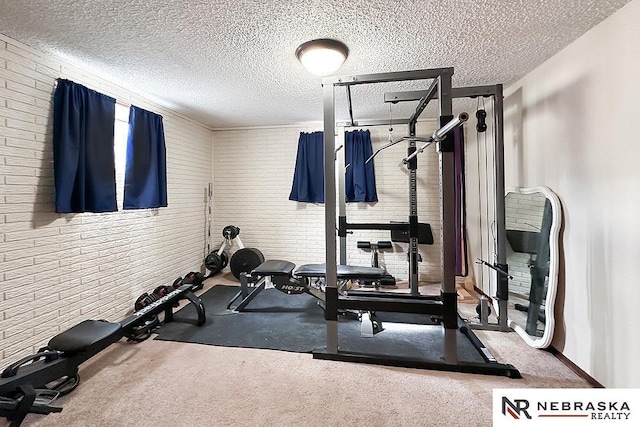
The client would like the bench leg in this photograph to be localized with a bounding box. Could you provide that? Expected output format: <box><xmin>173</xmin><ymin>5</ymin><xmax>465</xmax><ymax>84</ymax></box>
<box><xmin>360</xmin><ymin>311</ymin><xmax>383</xmax><ymax>337</ymax></box>
<box><xmin>227</xmin><ymin>272</ymin><xmax>267</xmax><ymax>312</ymax></box>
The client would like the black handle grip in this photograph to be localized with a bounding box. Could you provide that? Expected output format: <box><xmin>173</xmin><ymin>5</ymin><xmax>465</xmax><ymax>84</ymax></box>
<box><xmin>1</xmin><ymin>351</ymin><xmax>60</xmax><ymax>378</ymax></box>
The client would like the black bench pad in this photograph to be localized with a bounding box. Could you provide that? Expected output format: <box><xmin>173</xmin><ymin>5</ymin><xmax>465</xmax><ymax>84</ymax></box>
<box><xmin>252</xmin><ymin>260</ymin><xmax>296</xmax><ymax>277</ymax></box>
<box><xmin>296</xmin><ymin>263</ymin><xmax>387</xmax><ymax>280</ymax></box>
<box><xmin>48</xmin><ymin>320</ymin><xmax>122</xmax><ymax>354</ymax></box>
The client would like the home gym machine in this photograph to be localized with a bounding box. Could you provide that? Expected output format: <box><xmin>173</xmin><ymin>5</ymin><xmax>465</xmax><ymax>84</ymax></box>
<box><xmin>313</xmin><ymin>68</ymin><xmax>520</xmax><ymax>377</ymax></box>
<box><xmin>383</xmin><ymin>83</ymin><xmax>511</xmax><ymax>333</ymax></box>
<box><xmin>0</xmin><ymin>283</ymin><xmax>205</xmax><ymax>426</ymax></box>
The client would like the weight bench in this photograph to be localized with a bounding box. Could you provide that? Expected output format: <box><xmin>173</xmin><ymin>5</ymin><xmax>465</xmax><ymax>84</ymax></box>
<box><xmin>227</xmin><ymin>260</ymin><xmax>387</xmax><ymax>310</ymax></box>
<box><xmin>1</xmin><ymin>284</ymin><xmax>206</xmax><ymax>426</ymax></box>
<box><xmin>226</xmin><ymin>260</ymin><xmax>389</xmax><ymax>336</ymax></box>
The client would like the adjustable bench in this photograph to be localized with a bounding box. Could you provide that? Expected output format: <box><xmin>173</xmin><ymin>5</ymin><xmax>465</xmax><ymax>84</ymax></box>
<box><xmin>226</xmin><ymin>259</ymin><xmax>393</xmax><ymax>336</ymax></box>
<box><xmin>226</xmin><ymin>259</ymin><xmax>387</xmax><ymax>312</ymax></box>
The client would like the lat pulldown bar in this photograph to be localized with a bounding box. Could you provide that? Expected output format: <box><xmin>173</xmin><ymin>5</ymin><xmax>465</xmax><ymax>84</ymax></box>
<box><xmin>366</xmin><ymin>112</ymin><xmax>469</xmax><ymax>165</ymax></box>
<box><xmin>401</xmin><ymin>112</ymin><xmax>469</xmax><ymax>164</ymax></box>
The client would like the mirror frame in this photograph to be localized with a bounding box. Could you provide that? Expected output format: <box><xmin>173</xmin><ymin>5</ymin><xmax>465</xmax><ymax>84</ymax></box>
<box><xmin>503</xmin><ymin>186</ymin><xmax>561</xmax><ymax>348</ymax></box>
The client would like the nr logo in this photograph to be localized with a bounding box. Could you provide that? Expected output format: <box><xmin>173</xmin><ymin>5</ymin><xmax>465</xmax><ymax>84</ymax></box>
<box><xmin>502</xmin><ymin>397</ymin><xmax>532</xmax><ymax>419</ymax></box>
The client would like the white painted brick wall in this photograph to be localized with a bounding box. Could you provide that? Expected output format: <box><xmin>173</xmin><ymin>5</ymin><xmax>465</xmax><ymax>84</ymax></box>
<box><xmin>0</xmin><ymin>34</ymin><xmax>213</xmax><ymax>366</ymax></box>
<box><xmin>0</xmin><ymin>32</ymin><xmax>459</xmax><ymax>367</ymax></box>
<box><xmin>211</xmin><ymin>121</ymin><xmax>444</xmax><ymax>284</ymax></box>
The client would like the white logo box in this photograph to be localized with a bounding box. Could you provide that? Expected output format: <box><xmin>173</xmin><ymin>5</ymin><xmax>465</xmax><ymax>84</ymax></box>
<box><xmin>493</xmin><ymin>388</ymin><xmax>637</xmax><ymax>426</ymax></box>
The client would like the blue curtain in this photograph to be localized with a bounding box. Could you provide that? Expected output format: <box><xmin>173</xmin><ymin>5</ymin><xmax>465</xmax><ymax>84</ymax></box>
<box><xmin>53</xmin><ymin>79</ymin><xmax>117</xmax><ymax>213</ymax></box>
<box><xmin>289</xmin><ymin>131</ymin><xmax>324</xmax><ymax>203</ymax></box>
<box><xmin>345</xmin><ymin>129</ymin><xmax>377</xmax><ymax>202</ymax></box>
<box><xmin>123</xmin><ymin>106</ymin><xmax>168</xmax><ymax>209</ymax></box>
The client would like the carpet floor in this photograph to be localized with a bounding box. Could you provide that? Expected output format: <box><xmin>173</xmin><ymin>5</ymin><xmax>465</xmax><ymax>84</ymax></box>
<box><xmin>13</xmin><ymin>276</ymin><xmax>592</xmax><ymax>427</ymax></box>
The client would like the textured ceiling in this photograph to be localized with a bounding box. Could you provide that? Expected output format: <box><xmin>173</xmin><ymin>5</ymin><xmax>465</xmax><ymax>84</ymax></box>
<box><xmin>0</xmin><ymin>0</ymin><xmax>632</xmax><ymax>128</ymax></box>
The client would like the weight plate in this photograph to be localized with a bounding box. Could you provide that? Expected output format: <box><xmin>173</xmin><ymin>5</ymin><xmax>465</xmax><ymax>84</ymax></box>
<box><xmin>205</xmin><ymin>251</ymin><xmax>224</xmax><ymax>274</ymax></box>
<box><xmin>222</xmin><ymin>225</ymin><xmax>240</xmax><ymax>240</ymax></box>
<box><xmin>229</xmin><ymin>248</ymin><xmax>265</xmax><ymax>279</ymax></box>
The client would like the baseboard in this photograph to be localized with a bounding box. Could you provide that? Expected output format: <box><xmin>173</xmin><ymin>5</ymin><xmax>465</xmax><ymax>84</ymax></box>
<box><xmin>470</xmin><ymin>287</ymin><xmax>604</xmax><ymax>388</ymax></box>
<box><xmin>473</xmin><ymin>285</ymin><xmax>488</xmax><ymax>299</ymax></box>
<box><xmin>547</xmin><ymin>346</ymin><xmax>604</xmax><ymax>388</ymax></box>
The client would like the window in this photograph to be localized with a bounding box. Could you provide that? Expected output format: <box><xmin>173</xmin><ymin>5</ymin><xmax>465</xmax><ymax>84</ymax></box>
<box><xmin>114</xmin><ymin>103</ymin><xmax>130</xmax><ymax>210</ymax></box>
<box><xmin>53</xmin><ymin>79</ymin><xmax>166</xmax><ymax>212</ymax></box>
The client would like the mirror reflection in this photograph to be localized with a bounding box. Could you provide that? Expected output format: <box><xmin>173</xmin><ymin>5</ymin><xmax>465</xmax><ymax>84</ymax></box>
<box><xmin>504</xmin><ymin>187</ymin><xmax>561</xmax><ymax>348</ymax></box>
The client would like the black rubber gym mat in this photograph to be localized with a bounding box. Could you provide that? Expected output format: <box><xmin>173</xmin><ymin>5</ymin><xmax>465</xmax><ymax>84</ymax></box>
<box><xmin>153</xmin><ymin>285</ymin><xmax>487</xmax><ymax>363</ymax></box>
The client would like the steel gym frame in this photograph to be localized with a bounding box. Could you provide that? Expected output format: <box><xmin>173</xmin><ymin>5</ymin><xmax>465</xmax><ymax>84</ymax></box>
<box><xmin>313</xmin><ymin>67</ymin><xmax>519</xmax><ymax>377</ymax></box>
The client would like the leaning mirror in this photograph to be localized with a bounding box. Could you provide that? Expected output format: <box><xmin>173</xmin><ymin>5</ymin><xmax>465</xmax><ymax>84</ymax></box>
<box><xmin>504</xmin><ymin>186</ymin><xmax>561</xmax><ymax>348</ymax></box>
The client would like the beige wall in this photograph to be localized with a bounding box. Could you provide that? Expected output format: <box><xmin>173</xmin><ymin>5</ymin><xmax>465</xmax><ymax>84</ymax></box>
<box><xmin>0</xmin><ymin>35</ymin><xmax>213</xmax><ymax>366</ymax></box>
<box><xmin>500</xmin><ymin>0</ymin><xmax>640</xmax><ymax>387</ymax></box>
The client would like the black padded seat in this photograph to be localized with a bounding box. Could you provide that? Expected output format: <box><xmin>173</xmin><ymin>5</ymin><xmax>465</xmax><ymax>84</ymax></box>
<box><xmin>251</xmin><ymin>260</ymin><xmax>296</xmax><ymax>277</ymax></box>
<box><xmin>295</xmin><ymin>263</ymin><xmax>387</xmax><ymax>280</ymax></box>
<box><xmin>48</xmin><ymin>320</ymin><xmax>122</xmax><ymax>354</ymax></box>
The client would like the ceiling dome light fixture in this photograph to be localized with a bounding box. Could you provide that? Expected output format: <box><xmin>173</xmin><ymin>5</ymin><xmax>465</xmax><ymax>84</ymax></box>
<box><xmin>296</xmin><ymin>38</ymin><xmax>349</xmax><ymax>76</ymax></box>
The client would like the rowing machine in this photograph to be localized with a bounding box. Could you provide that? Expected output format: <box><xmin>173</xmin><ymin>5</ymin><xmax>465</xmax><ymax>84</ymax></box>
<box><xmin>0</xmin><ymin>284</ymin><xmax>205</xmax><ymax>426</ymax></box>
